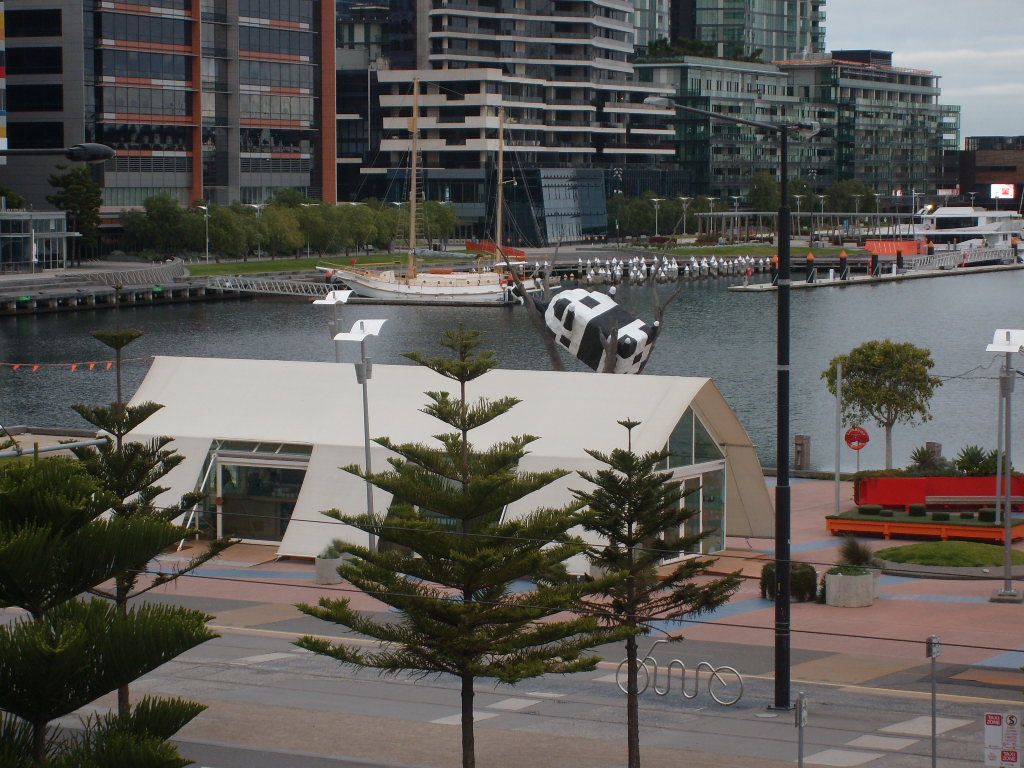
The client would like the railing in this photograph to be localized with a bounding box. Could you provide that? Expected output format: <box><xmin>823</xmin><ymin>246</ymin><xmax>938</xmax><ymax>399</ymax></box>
<box><xmin>205</xmin><ymin>276</ymin><xmax>330</xmax><ymax>297</ymax></box>
<box><xmin>83</xmin><ymin>259</ymin><xmax>186</xmax><ymax>286</ymax></box>
<box><xmin>905</xmin><ymin>247</ymin><xmax>1017</xmax><ymax>271</ymax></box>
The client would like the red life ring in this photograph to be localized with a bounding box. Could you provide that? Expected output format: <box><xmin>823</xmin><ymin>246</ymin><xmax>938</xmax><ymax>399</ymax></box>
<box><xmin>844</xmin><ymin>426</ymin><xmax>869</xmax><ymax>451</ymax></box>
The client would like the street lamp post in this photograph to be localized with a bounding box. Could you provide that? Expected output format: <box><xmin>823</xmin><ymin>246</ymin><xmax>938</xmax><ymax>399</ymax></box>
<box><xmin>196</xmin><ymin>205</ymin><xmax>210</xmax><ymax>263</ymax></box>
<box><xmin>312</xmin><ymin>289</ymin><xmax>355</xmax><ymax>362</ymax></box>
<box><xmin>0</xmin><ymin>143</ymin><xmax>116</xmax><ymax>163</ymax></box>
<box><xmin>730</xmin><ymin>195</ymin><xmax>742</xmax><ymax>242</ymax></box>
<box><xmin>677</xmin><ymin>196</ymin><xmax>692</xmax><ymax>236</ymax></box>
<box><xmin>337</xmin><ymin>319</ymin><xmax>387</xmax><ymax>538</ymax></box>
<box><xmin>651</xmin><ymin>198</ymin><xmax>665</xmax><ymax>238</ymax></box>
<box><xmin>645</xmin><ymin>94</ymin><xmax>820</xmax><ymax>710</ymax></box>
<box><xmin>706</xmin><ymin>197</ymin><xmax>718</xmax><ymax>237</ymax></box>
<box><xmin>986</xmin><ymin>328</ymin><xmax>1024</xmax><ymax>603</ymax></box>
<box><xmin>244</xmin><ymin>203</ymin><xmax>266</xmax><ymax>259</ymax></box>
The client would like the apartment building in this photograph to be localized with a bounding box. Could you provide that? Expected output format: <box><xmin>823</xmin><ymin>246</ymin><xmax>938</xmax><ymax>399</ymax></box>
<box><xmin>637</xmin><ymin>48</ymin><xmax>959</xmax><ymax>202</ymax></box>
<box><xmin>344</xmin><ymin>0</ymin><xmax>676</xmax><ymax>243</ymax></box>
<box><xmin>780</xmin><ymin>51</ymin><xmax>960</xmax><ymax>196</ymax></box>
<box><xmin>2</xmin><ymin>0</ymin><xmax>335</xmax><ymax>210</ymax></box>
<box><xmin>636</xmin><ymin>55</ymin><xmax>832</xmax><ymax>200</ymax></box>
<box><xmin>670</xmin><ymin>0</ymin><xmax>826</xmax><ymax>62</ymax></box>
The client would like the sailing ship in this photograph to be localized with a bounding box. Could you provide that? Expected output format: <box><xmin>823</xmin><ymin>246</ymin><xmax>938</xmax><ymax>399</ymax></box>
<box><xmin>325</xmin><ymin>80</ymin><xmax>530</xmax><ymax>304</ymax></box>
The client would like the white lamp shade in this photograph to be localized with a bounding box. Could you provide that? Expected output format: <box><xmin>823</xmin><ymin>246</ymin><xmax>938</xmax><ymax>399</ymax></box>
<box><xmin>986</xmin><ymin>328</ymin><xmax>1024</xmax><ymax>353</ymax></box>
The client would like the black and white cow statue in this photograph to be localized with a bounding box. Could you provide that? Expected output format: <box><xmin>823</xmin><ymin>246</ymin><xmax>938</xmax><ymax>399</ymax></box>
<box><xmin>538</xmin><ymin>288</ymin><xmax>659</xmax><ymax>374</ymax></box>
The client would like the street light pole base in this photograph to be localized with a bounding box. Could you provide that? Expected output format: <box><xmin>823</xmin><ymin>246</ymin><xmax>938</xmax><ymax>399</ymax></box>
<box><xmin>989</xmin><ymin>589</ymin><xmax>1024</xmax><ymax>603</ymax></box>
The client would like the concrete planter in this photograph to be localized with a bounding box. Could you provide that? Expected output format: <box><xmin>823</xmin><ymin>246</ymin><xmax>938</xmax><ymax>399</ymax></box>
<box><xmin>314</xmin><ymin>556</ymin><xmax>344</xmax><ymax>585</ymax></box>
<box><xmin>825</xmin><ymin>572</ymin><xmax>874</xmax><ymax>608</ymax></box>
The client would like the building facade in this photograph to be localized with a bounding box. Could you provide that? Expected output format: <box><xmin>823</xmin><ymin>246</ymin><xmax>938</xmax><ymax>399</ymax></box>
<box><xmin>2</xmin><ymin>0</ymin><xmax>336</xmax><ymax>210</ymax></box>
<box><xmin>670</xmin><ymin>0</ymin><xmax>826</xmax><ymax>62</ymax></box>
<box><xmin>637</xmin><ymin>55</ymin><xmax>832</xmax><ymax>200</ymax></box>
<box><xmin>637</xmin><ymin>49</ymin><xmax>960</xmax><ymax>202</ymax></box>
<box><xmin>780</xmin><ymin>51</ymin><xmax>960</xmax><ymax>197</ymax></box>
<box><xmin>341</xmin><ymin>0</ymin><xmax>677</xmax><ymax>243</ymax></box>
<box><xmin>960</xmin><ymin>136</ymin><xmax>1024</xmax><ymax>211</ymax></box>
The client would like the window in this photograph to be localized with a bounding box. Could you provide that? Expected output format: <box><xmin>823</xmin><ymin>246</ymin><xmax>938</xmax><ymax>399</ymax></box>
<box><xmin>6</xmin><ymin>9</ymin><xmax>62</xmax><ymax>37</ymax></box>
<box><xmin>7</xmin><ymin>122</ymin><xmax>64</xmax><ymax>149</ymax></box>
<box><xmin>6</xmin><ymin>47</ymin><xmax>62</xmax><ymax>74</ymax></box>
<box><xmin>7</xmin><ymin>85</ymin><xmax>64</xmax><ymax>112</ymax></box>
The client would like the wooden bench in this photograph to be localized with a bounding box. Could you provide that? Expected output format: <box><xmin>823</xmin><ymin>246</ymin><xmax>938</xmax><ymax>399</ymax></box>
<box><xmin>925</xmin><ymin>495</ymin><xmax>1024</xmax><ymax>507</ymax></box>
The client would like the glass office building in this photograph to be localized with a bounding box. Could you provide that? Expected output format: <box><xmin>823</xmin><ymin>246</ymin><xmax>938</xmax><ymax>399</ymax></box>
<box><xmin>3</xmin><ymin>0</ymin><xmax>336</xmax><ymax>210</ymax></box>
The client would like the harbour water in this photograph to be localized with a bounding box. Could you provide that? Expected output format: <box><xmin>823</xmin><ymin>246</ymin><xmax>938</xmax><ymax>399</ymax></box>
<box><xmin>2</xmin><ymin>270</ymin><xmax>1022</xmax><ymax>471</ymax></box>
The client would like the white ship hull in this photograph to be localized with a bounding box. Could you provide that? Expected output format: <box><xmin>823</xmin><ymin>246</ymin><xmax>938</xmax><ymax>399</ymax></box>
<box><xmin>334</xmin><ymin>268</ymin><xmax>515</xmax><ymax>304</ymax></box>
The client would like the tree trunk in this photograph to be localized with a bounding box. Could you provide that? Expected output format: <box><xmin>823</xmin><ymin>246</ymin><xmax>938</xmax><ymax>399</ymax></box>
<box><xmin>625</xmin><ymin>631</ymin><xmax>640</xmax><ymax>768</ymax></box>
<box><xmin>885</xmin><ymin>423</ymin><xmax>893</xmax><ymax>470</ymax></box>
<box><xmin>32</xmin><ymin>717</ymin><xmax>47</xmax><ymax>763</ymax></box>
<box><xmin>461</xmin><ymin>673</ymin><xmax>475</xmax><ymax>768</ymax></box>
<box><xmin>116</xmin><ymin>579</ymin><xmax>131</xmax><ymax>717</ymax></box>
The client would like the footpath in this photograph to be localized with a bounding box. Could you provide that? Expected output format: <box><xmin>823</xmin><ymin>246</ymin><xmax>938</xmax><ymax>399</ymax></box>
<box><xmin>120</xmin><ymin>479</ymin><xmax>1024</xmax><ymax>768</ymax></box>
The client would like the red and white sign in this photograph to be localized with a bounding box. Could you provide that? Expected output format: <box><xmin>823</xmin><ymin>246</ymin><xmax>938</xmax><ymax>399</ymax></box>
<box><xmin>844</xmin><ymin>426</ymin><xmax>870</xmax><ymax>451</ymax></box>
<box><xmin>985</xmin><ymin>712</ymin><xmax>1022</xmax><ymax>767</ymax></box>
<box><xmin>991</xmin><ymin>184</ymin><xmax>1016</xmax><ymax>200</ymax></box>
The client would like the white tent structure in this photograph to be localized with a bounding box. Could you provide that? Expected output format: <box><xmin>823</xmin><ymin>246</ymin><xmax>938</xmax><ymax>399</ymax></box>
<box><xmin>129</xmin><ymin>356</ymin><xmax>773</xmax><ymax>573</ymax></box>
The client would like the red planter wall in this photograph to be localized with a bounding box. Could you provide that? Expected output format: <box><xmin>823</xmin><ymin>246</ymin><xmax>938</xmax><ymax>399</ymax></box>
<box><xmin>855</xmin><ymin>476</ymin><xmax>1024</xmax><ymax>506</ymax></box>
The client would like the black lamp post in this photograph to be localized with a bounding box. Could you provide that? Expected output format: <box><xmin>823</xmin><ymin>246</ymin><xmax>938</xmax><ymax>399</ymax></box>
<box><xmin>644</xmin><ymin>95</ymin><xmax>819</xmax><ymax>709</ymax></box>
<box><xmin>0</xmin><ymin>143</ymin><xmax>116</xmax><ymax>163</ymax></box>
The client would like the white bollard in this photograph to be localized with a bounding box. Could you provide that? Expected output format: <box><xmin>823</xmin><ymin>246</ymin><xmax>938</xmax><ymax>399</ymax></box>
<box><xmin>828</xmin><ymin>268</ymin><xmax>835</xmax><ymax>282</ymax></box>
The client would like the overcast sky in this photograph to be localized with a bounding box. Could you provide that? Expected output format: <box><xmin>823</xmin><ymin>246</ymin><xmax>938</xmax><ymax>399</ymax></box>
<box><xmin>824</xmin><ymin>0</ymin><xmax>1024</xmax><ymax>142</ymax></box>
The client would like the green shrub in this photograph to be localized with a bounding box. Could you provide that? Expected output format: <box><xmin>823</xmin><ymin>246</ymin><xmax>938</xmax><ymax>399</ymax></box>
<box><xmin>858</xmin><ymin>505</ymin><xmax>882</xmax><ymax>516</ymax></box>
<box><xmin>319</xmin><ymin>539</ymin><xmax>348</xmax><ymax>559</ymax></box>
<box><xmin>879</xmin><ymin>509</ymin><xmax>895</xmax><ymax>517</ymax></box>
<box><xmin>959</xmin><ymin>511</ymin><xmax>975</xmax><ymax>520</ymax></box>
<box><xmin>978</xmin><ymin>508</ymin><xmax>997</xmax><ymax>523</ymax></box>
<box><xmin>838</xmin><ymin>535</ymin><xmax>874</xmax><ymax>567</ymax></box>
<box><xmin>908</xmin><ymin>504</ymin><xmax>927</xmax><ymax>517</ymax></box>
<box><xmin>827</xmin><ymin>565</ymin><xmax>870</xmax><ymax>576</ymax></box>
<box><xmin>760</xmin><ymin>561</ymin><xmax>818</xmax><ymax>602</ymax></box>
<box><xmin>931</xmin><ymin>511</ymin><xmax>950</xmax><ymax>522</ymax></box>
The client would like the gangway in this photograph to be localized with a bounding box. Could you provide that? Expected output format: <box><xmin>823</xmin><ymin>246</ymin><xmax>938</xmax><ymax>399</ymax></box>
<box><xmin>205</xmin><ymin>275</ymin><xmax>331</xmax><ymax>297</ymax></box>
<box><xmin>905</xmin><ymin>247</ymin><xmax>1018</xmax><ymax>271</ymax></box>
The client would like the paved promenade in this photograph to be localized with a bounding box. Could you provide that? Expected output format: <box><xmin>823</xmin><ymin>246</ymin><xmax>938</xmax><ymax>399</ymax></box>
<box><xmin>121</xmin><ymin>479</ymin><xmax>1024</xmax><ymax>767</ymax></box>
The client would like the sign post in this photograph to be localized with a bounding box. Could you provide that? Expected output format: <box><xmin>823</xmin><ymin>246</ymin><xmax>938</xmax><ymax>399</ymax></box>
<box><xmin>927</xmin><ymin>636</ymin><xmax>940</xmax><ymax>768</ymax></box>
<box><xmin>845</xmin><ymin>426</ymin><xmax>869</xmax><ymax>474</ymax></box>
<box><xmin>985</xmin><ymin>712</ymin><xmax>1023</xmax><ymax>767</ymax></box>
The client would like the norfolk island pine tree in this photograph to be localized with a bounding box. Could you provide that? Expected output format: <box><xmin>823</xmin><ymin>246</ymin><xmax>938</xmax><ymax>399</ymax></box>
<box><xmin>572</xmin><ymin>420</ymin><xmax>741</xmax><ymax>768</ymax></box>
<box><xmin>295</xmin><ymin>327</ymin><xmax>627</xmax><ymax>768</ymax></box>
<box><xmin>0</xmin><ymin>458</ymin><xmax>217</xmax><ymax>766</ymax></box>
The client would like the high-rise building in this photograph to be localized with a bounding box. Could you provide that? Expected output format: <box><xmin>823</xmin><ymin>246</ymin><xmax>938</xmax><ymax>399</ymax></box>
<box><xmin>2</xmin><ymin>0</ymin><xmax>335</xmax><ymax>210</ymax></box>
<box><xmin>0</xmin><ymin>1</ymin><xmax>6</xmax><ymax>169</ymax></box>
<box><xmin>347</xmin><ymin>0</ymin><xmax>677</xmax><ymax>243</ymax></box>
<box><xmin>779</xmin><ymin>51</ymin><xmax>960</xmax><ymax>196</ymax></box>
<box><xmin>671</xmin><ymin>0</ymin><xmax>826</xmax><ymax>62</ymax></box>
<box><xmin>638</xmin><ymin>49</ymin><xmax>960</xmax><ymax>201</ymax></box>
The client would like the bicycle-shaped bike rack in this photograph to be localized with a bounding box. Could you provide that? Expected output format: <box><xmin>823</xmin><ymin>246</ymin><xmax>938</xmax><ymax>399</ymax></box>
<box><xmin>615</xmin><ymin>638</ymin><xmax>744</xmax><ymax>706</ymax></box>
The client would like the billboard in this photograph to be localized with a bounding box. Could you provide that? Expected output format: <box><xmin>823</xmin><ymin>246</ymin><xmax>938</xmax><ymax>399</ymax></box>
<box><xmin>991</xmin><ymin>184</ymin><xmax>1016</xmax><ymax>199</ymax></box>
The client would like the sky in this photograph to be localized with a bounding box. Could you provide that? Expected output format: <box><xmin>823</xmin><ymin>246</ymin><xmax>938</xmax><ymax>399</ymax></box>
<box><xmin>824</xmin><ymin>0</ymin><xmax>1024</xmax><ymax>143</ymax></box>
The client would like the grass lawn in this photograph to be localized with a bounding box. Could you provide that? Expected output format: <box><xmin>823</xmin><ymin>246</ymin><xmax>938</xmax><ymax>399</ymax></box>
<box><xmin>183</xmin><ymin>253</ymin><xmax>403</xmax><ymax>277</ymax></box>
<box><xmin>875</xmin><ymin>541</ymin><xmax>1024</xmax><ymax>567</ymax></box>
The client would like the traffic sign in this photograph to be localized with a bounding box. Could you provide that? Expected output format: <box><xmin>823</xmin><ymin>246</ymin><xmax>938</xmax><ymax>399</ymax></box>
<box><xmin>985</xmin><ymin>712</ymin><xmax>1022</xmax><ymax>767</ymax></box>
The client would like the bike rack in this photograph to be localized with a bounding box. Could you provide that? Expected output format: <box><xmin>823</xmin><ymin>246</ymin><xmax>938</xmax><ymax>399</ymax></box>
<box><xmin>615</xmin><ymin>638</ymin><xmax>744</xmax><ymax>706</ymax></box>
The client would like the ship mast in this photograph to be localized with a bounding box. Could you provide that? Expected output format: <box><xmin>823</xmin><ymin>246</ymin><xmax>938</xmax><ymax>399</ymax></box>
<box><xmin>407</xmin><ymin>78</ymin><xmax>419</xmax><ymax>279</ymax></box>
<box><xmin>495</xmin><ymin>106</ymin><xmax>505</xmax><ymax>265</ymax></box>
